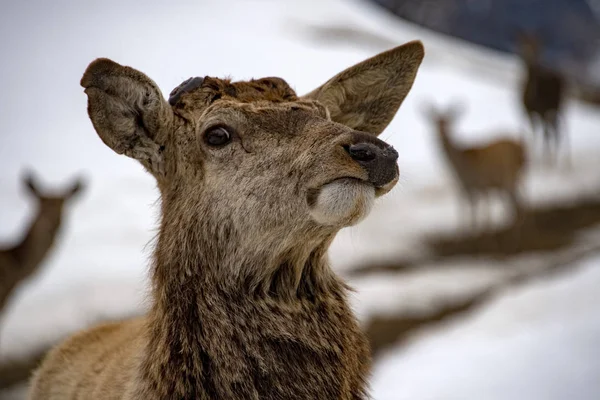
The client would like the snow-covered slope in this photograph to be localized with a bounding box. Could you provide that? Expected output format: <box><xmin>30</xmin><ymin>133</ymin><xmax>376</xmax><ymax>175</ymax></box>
<box><xmin>1</xmin><ymin>0</ymin><xmax>600</xmax><ymax>399</ymax></box>
<box><xmin>371</xmin><ymin>254</ymin><xmax>600</xmax><ymax>400</ymax></box>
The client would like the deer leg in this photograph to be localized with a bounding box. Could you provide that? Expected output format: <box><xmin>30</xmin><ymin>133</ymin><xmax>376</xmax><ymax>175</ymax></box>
<box><xmin>0</xmin><ymin>288</ymin><xmax>12</xmax><ymax>345</ymax></box>
<box><xmin>527</xmin><ymin>112</ymin><xmax>547</xmax><ymax>164</ymax></box>
<box><xmin>523</xmin><ymin>111</ymin><xmax>536</xmax><ymax>149</ymax></box>
<box><xmin>0</xmin><ymin>283</ymin><xmax>13</xmax><ymax>318</ymax></box>
<box><xmin>458</xmin><ymin>189</ymin><xmax>472</xmax><ymax>233</ymax></box>
<box><xmin>470</xmin><ymin>192</ymin><xmax>479</xmax><ymax>235</ymax></box>
<box><xmin>480</xmin><ymin>191</ymin><xmax>491</xmax><ymax>234</ymax></box>
<box><xmin>541</xmin><ymin>119</ymin><xmax>554</xmax><ymax>166</ymax></box>
<box><xmin>461</xmin><ymin>192</ymin><xmax>473</xmax><ymax>233</ymax></box>
<box><xmin>546</xmin><ymin>112</ymin><xmax>558</xmax><ymax>165</ymax></box>
<box><xmin>561</xmin><ymin>128</ymin><xmax>571</xmax><ymax>169</ymax></box>
<box><xmin>508</xmin><ymin>188</ymin><xmax>522</xmax><ymax>223</ymax></box>
<box><xmin>507</xmin><ymin>188</ymin><xmax>525</xmax><ymax>251</ymax></box>
<box><xmin>551</xmin><ymin>110</ymin><xmax>570</xmax><ymax>169</ymax></box>
<box><xmin>488</xmin><ymin>191</ymin><xmax>502</xmax><ymax>254</ymax></box>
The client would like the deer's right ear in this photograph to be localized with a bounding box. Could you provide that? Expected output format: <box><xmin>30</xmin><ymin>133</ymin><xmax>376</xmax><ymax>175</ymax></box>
<box><xmin>81</xmin><ymin>58</ymin><xmax>173</xmax><ymax>177</ymax></box>
<box><xmin>66</xmin><ymin>178</ymin><xmax>85</xmax><ymax>199</ymax></box>
<box><xmin>420</xmin><ymin>101</ymin><xmax>438</xmax><ymax>120</ymax></box>
<box><xmin>446</xmin><ymin>102</ymin><xmax>465</xmax><ymax>120</ymax></box>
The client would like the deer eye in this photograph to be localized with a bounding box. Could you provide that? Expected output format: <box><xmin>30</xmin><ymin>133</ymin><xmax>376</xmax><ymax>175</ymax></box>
<box><xmin>204</xmin><ymin>126</ymin><xmax>232</xmax><ymax>147</ymax></box>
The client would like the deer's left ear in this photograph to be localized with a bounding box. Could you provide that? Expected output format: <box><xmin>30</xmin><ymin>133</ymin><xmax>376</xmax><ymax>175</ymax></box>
<box><xmin>303</xmin><ymin>41</ymin><xmax>424</xmax><ymax>135</ymax></box>
<box><xmin>23</xmin><ymin>171</ymin><xmax>42</xmax><ymax>198</ymax></box>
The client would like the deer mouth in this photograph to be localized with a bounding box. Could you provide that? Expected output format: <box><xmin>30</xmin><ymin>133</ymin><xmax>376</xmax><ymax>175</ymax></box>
<box><xmin>308</xmin><ymin>172</ymin><xmax>398</xmax><ymax>204</ymax></box>
<box><xmin>306</xmin><ymin>178</ymin><xmax>378</xmax><ymax>226</ymax></box>
<box><xmin>372</xmin><ymin>172</ymin><xmax>399</xmax><ymax>197</ymax></box>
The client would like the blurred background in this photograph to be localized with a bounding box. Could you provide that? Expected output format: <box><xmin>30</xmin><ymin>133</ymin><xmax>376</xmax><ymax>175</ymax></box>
<box><xmin>1</xmin><ymin>0</ymin><xmax>600</xmax><ymax>399</ymax></box>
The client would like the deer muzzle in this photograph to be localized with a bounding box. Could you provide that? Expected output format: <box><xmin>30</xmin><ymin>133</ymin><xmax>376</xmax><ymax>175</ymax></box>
<box><xmin>344</xmin><ymin>135</ymin><xmax>399</xmax><ymax>188</ymax></box>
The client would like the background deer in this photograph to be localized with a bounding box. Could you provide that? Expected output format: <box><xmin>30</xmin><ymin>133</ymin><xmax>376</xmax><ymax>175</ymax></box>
<box><xmin>518</xmin><ymin>32</ymin><xmax>566</xmax><ymax>164</ymax></box>
<box><xmin>424</xmin><ymin>104</ymin><xmax>526</xmax><ymax>232</ymax></box>
<box><xmin>29</xmin><ymin>41</ymin><xmax>424</xmax><ymax>400</ymax></box>
<box><xmin>0</xmin><ymin>172</ymin><xmax>83</xmax><ymax>318</ymax></box>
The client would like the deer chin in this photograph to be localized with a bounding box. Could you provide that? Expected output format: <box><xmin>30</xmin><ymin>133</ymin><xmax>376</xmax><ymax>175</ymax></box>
<box><xmin>374</xmin><ymin>175</ymin><xmax>399</xmax><ymax>197</ymax></box>
<box><xmin>308</xmin><ymin>178</ymin><xmax>375</xmax><ymax>227</ymax></box>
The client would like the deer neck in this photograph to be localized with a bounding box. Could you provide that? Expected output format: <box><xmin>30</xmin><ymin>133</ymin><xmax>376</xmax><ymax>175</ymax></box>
<box><xmin>524</xmin><ymin>57</ymin><xmax>546</xmax><ymax>83</ymax></box>
<box><xmin>525</xmin><ymin>62</ymin><xmax>538</xmax><ymax>79</ymax></box>
<box><xmin>438</xmin><ymin>128</ymin><xmax>461</xmax><ymax>163</ymax></box>
<box><xmin>135</xmin><ymin>194</ymin><xmax>369</xmax><ymax>399</ymax></box>
<box><xmin>11</xmin><ymin>207</ymin><xmax>61</xmax><ymax>278</ymax></box>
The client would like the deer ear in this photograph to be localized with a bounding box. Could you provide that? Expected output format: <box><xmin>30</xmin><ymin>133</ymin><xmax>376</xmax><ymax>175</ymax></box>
<box><xmin>419</xmin><ymin>101</ymin><xmax>439</xmax><ymax>120</ymax></box>
<box><xmin>446</xmin><ymin>102</ymin><xmax>465</xmax><ymax>120</ymax></box>
<box><xmin>66</xmin><ymin>178</ymin><xmax>85</xmax><ymax>199</ymax></box>
<box><xmin>302</xmin><ymin>41</ymin><xmax>424</xmax><ymax>135</ymax></box>
<box><xmin>23</xmin><ymin>171</ymin><xmax>42</xmax><ymax>198</ymax></box>
<box><xmin>81</xmin><ymin>58</ymin><xmax>173</xmax><ymax>177</ymax></box>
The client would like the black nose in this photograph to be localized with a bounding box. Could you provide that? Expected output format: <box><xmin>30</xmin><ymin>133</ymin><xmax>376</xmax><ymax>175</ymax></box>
<box><xmin>347</xmin><ymin>143</ymin><xmax>378</xmax><ymax>162</ymax></box>
<box><xmin>345</xmin><ymin>141</ymin><xmax>399</xmax><ymax>187</ymax></box>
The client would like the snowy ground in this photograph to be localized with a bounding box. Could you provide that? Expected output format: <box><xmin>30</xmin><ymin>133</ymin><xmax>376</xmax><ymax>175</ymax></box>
<box><xmin>1</xmin><ymin>0</ymin><xmax>600</xmax><ymax>399</ymax></box>
<box><xmin>370</xmin><ymin>254</ymin><xmax>600</xmax><ymax>400</ymax></box>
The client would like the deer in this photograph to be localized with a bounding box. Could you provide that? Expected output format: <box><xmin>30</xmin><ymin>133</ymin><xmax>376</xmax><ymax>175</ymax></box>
<box><xmin>0</xmin><ymin>172</ymin><xmax>83</xmax><ymax>318</ymax></box>
<box><xmin>29</xmin><ymin>41</ymin><xmax>424</xmax><ymax>400</ymax></box>
<box><xmin>518</xmin><ymin>32</ymin><xmax>566</xmax><ymax>164</ymax></box>
<box><xmin>424</xmin><ymin>104</ymin><xmax>526</xmax><ymax>233</ymax></box>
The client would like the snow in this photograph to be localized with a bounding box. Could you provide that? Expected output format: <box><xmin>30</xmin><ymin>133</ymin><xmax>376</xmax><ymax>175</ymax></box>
<box><xmin>371</xmin><ymin>256</ymin><xmax>600</xmax><ymax>400</ymax></box>
<box><xmin>1</xmin><ymin>0</ymin><xmax>600</xmax><ymax>399</ymax></box>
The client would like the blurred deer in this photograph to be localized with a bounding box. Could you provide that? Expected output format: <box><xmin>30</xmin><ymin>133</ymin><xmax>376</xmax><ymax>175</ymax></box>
<box><xmin>0</xmin><ymin>172</ymin><xmax>84</xmax><ymax>316</ymax></box>
<box><xmin>518</xmin><ymin>33</ymin><xmax>566</xmax><ymax>164</ymax></box>
<box><xmin>424</xmin><ymin>104</ymin><xmax>527</xmax><ymax>232</ymax></box>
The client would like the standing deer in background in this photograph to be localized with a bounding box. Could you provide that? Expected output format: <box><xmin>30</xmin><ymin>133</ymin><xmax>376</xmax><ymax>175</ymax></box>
<box><xmin>0</xmin><ymin>172</ymin><xmax>83</xmax><ymax>316</ymax></box>
<box><xmin>424</xmin><ymin>104</ymin><xmax>526</xmax><ymax>232</ymax></box>
<box><xmin>518</xmin><ymin>33</ymin><xmax>566</xmax><ymax>164</ymax></box>
<box><xmin>30</xmin><ymin>41</ymin><xmax>424</xmax><ymax>400</ymax></box>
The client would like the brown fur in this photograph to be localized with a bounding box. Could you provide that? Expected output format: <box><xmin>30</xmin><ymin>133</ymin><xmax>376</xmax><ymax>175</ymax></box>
<box><xmin>518</xmin><ymin>33</ymin><xmax>566</xmax><ymax>162</ymax></box>
<box><xmin>29</xmin><ymin>41</ymin><xmax>424</xmax><ymax>400</ymax></box>
<box><xmin>0</xmin><ymin>172</ymin><xmax>83</xmax><ymax>318</ymax></box>
<box><xmin>425</xmin><ymin>104</ymin><xmax>526</xmax><ymax>230</ymax></box>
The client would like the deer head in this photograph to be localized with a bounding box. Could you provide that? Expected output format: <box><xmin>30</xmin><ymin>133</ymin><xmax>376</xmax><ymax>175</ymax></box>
<box><xmin>24</xmin><ymin>171</ymin><xmax>84</xmax><ymax>228</ymax></box>
<box><xmin>2</xmin><ymin>171</ymin><xmax>85</xmax><ymax>277</ymax></box>
<box><xmin>516</xmin><ymin>31</ymin><xmax>541</xmax><ymax>64</ymax></box>
<box><xmin>422</xmin><ymin>102</ymin><xmax>464</xmax><ymax>138</ymax></box>
<box><xmin>80</xmin><ymin>42</ymin><xmax>424</xmax><ymax>288</ymax></box>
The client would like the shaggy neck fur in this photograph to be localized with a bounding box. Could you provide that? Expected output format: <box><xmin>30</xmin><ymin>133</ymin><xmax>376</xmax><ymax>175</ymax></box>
<box><xmin>134</xmin><ymin>189</ymin><xmax>371</xmax><ymax>400</ymax></box>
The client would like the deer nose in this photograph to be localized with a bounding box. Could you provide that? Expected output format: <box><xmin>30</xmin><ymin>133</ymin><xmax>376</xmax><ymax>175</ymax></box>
<box><xmin>344</xmin><ymin>140</ymin><xmax>399</xmax><ymax>187</ymax></box>
<box><xmin>347</xmin><ymin>143</ymin><xmax>378</xmax><ymax>162</ymax></box>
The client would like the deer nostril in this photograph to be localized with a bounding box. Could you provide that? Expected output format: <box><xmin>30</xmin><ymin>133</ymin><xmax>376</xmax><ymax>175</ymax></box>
<box><xmin>346</xmin><ymin>143</ymin><xmax>377</xmax><ymax>162</ymax></box>
<box><xmin>387</xmin><ymin>146</ymin><xmax>399</xmax><ymax>161</ymax></box>
<box><xmin>343</xmin><ymin>140</ymin><xmax>399</xmax><ymax>188</ymax></box>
